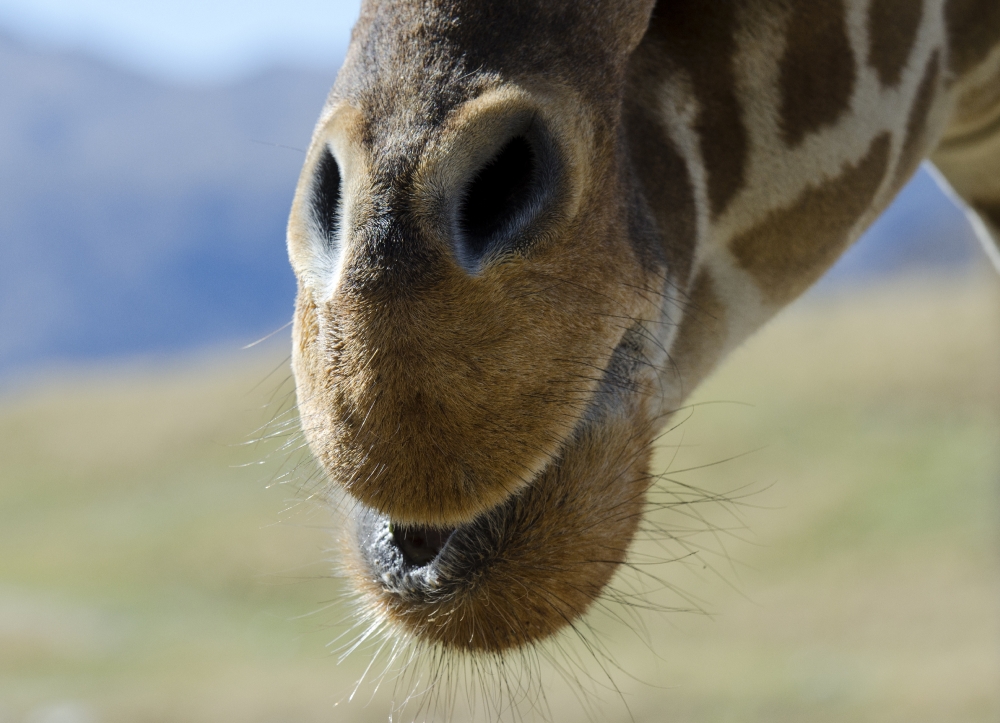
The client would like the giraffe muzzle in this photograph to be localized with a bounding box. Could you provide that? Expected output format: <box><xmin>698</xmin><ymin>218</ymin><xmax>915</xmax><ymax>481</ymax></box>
<box><xmin>289</xmin><ymin>59</ymin><xmax>665</xmax><ymax>653</ymax></box>
<box><xmin>336</xmin><ymin>323</ymin><xmax>663</xmax><ymax>653</ymax></box>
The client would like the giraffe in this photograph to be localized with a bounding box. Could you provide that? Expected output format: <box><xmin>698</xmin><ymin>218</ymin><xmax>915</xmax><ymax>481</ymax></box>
<box><xmin>285</xmin><ymin>0</ymin><xmax>1000</xmax><ymax>655</ymax></box>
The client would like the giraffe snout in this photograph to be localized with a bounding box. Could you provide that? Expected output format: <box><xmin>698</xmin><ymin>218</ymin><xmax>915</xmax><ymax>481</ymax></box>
<box><xmin>287</xmin><ymin>85</ymin><xmax>659</xmax><ymax>651</ymax></box>
<box><xmin>287</xmin><ymin>93</ymin><xmax>622</xmax><ymax>529</ymax></box>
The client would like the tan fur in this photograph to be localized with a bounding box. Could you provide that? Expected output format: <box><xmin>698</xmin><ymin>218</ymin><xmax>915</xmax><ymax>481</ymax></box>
<box><xmin>291</xmin><ymin>84</ymin><xmax>651</xmax><ymax>528</ymax></box>
<box><xmin>286</xmin><ymin>0</ymin><xmax>1000</xmax><ymax>655</ymax></box>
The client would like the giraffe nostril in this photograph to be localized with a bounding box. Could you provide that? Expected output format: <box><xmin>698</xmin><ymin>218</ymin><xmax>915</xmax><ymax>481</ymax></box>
<box><xmin>457</xmin><ymin>135</ymin><xmax>540</xmax><ymax>263</ymax></box>
<box><xmin>389</xmin><ymin>523</ymin><xmax>455</xmax><ymax>567</ymax></box>
<box><xmin>311</xmin><ymin>146</ymin><xmax>342</xmax><ymax>249</ymax></box>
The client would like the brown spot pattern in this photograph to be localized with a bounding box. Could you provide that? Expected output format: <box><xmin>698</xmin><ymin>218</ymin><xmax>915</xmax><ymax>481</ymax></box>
<box><xmin>647</xmin><ymin>1</ymin><xmax>747</xmax><ymax>217</ymax></box>
<box><xmin>624</xmin><ymin>40</ymin><xmax>699</xmax><ymax>281</ymax></box>
<box><xmin>895</xmin><ymin>50</ymin><xmax>941</xmax><ymax>188</ymax></box>
<box><xmin>731</xmin><ymin>133</ymin><xmax>892</xmax><ymax>305</ymax></box>
<box><xmin>779</xmin><ymin>0</ymin><xmax>858</xmax><ymax>146</ymax></box>
<box><xmin>867</xmin><ymin>0</ymin><xmax>923</xmax><ymax>87</ymax></box>
<box><xmin>944</xmin><ymin>0</ymin><xmax>1000</xmax><ymax>75</ymax></box>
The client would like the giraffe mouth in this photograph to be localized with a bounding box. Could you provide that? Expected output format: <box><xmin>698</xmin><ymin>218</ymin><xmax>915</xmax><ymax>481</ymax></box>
<box><xmin>351</xmin><ymin>508</ymin><xmax>479</xmax><ymax>604</ymax></box>
<box><xmin>352</xmin><ymin>465</ymin><xmax>566</xmax><ymax>605</ymax></box>
<box><xmin>388</xmin><ymin>522</ymin><xmax>456</xmax><ymax>568</ymax></box>
<box><xmin>344</xmin><ymin>435</ymin><xmax>649</xmax><ymax>652</ymax></box>
<box><xmin>353</xmin><ymin>503</ymin><xmax>494</xmax><ymax>600</ymax></box>
<box><xmin>342</xmin><ymin>334</ymin><xmax>656</xmax><ymax>653</ymax></box>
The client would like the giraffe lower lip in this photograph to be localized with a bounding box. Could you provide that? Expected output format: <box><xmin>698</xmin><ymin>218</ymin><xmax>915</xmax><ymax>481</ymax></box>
<box><xmin>388</xmin><ymin>522</ymin><xmax>456</xmax><ymax>566</ymax></box>
<box><xmin>353</xmin><ymin>503</ymin><xmax>484</xmax><ymax>599</ymax></box>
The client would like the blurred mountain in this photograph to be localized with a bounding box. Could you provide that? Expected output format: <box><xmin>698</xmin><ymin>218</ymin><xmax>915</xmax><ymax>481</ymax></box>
<box><xmin>0</xmin><ymin>30</ymin><xmax>987</xmax><ymax>381</ymax></box>
<box><xmin>0</xmin><ymin>31</ymin><xmax>337</xmax><ymax>376</ymax></box>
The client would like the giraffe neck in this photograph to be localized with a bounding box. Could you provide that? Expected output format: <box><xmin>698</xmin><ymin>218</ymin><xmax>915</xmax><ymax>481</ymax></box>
<box><xmin>635</xmin><ymin>0</ymin><xmax>1000</xmax><ymax>407</ymax></box>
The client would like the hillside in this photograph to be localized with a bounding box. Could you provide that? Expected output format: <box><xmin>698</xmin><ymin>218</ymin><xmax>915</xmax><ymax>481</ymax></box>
<box><xmin>0</xmin><ymin>31</ymin><xmax>337</xmax><ymax>375</ymax></box>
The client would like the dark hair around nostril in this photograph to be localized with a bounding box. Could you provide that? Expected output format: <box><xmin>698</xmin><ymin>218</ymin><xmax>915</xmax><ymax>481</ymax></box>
<box><xmin>389</xmin><ymin>523</ymin><xmax>455</xmax><ymax>567</ymax></box>
<box><xmin>457</xmin><ymin>135</ymin><xmax>538</xmax><ymax>261</ymax></box>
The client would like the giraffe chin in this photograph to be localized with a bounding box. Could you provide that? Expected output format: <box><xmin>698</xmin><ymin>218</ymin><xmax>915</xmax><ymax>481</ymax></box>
<box><xmin>341</xmin><ymin>396</ymin><xmax>655</xmax><ymax>653</ymax></box>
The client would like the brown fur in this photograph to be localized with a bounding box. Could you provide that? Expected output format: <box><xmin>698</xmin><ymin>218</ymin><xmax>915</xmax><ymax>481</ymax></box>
<box><xmin>944</xmin><ymin>0</ymin><xmax>1000</xmax><ymax>75</ymax></box>
<box><xmin>286</xmin><ymin>0</ymin><xmax>1000</xmax><ymax>658</ymax></box>
<box><xmin>867</xmin><ymin>0</ymin><xmax>924</xmax><ymax>88</ymax></box>
<box><xmin>645</xmin><ymin>1</ymin><xmax>747</xmax><ymax>218</ymax></box>
<box><xmin>622</xmin><ymin>27</ymin><xmax>701</xmax><ymax>281</ymax></box>
<box><xmin>779</xmin><ymin>0</ymin><xmax>857</xmax><ymax>147</ymax></box>
<box><xmin>293</xmin><ymin>87</ymin><xmax>651</xmax><ymax>528</ymax></box>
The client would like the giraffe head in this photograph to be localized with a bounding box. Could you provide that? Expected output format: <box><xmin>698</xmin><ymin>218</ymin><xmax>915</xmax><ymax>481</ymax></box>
<box><xmin>287</xmin><ymin>0</ymin><xmax>703</xmax><ymax>652</ymax></box>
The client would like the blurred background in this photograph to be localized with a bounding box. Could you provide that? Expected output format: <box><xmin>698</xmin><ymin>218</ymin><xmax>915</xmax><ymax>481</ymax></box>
<box><xmin>0</xmin><ymin>2</ymin><xmax>997</xmax><ymax>721</ymax></box>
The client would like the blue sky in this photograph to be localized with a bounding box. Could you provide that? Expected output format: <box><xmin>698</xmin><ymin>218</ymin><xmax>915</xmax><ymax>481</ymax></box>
<box><xmin>0</xmin><ymin>0</ymin><xmax>362</xmax><ymax>83</ymax></box>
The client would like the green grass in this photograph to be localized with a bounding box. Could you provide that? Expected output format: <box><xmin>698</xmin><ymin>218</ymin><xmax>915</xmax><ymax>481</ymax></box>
<box><xmin>1</xmin><ymin>275</ymin><xmax>997</xmax><ymax>722</ymax></box>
